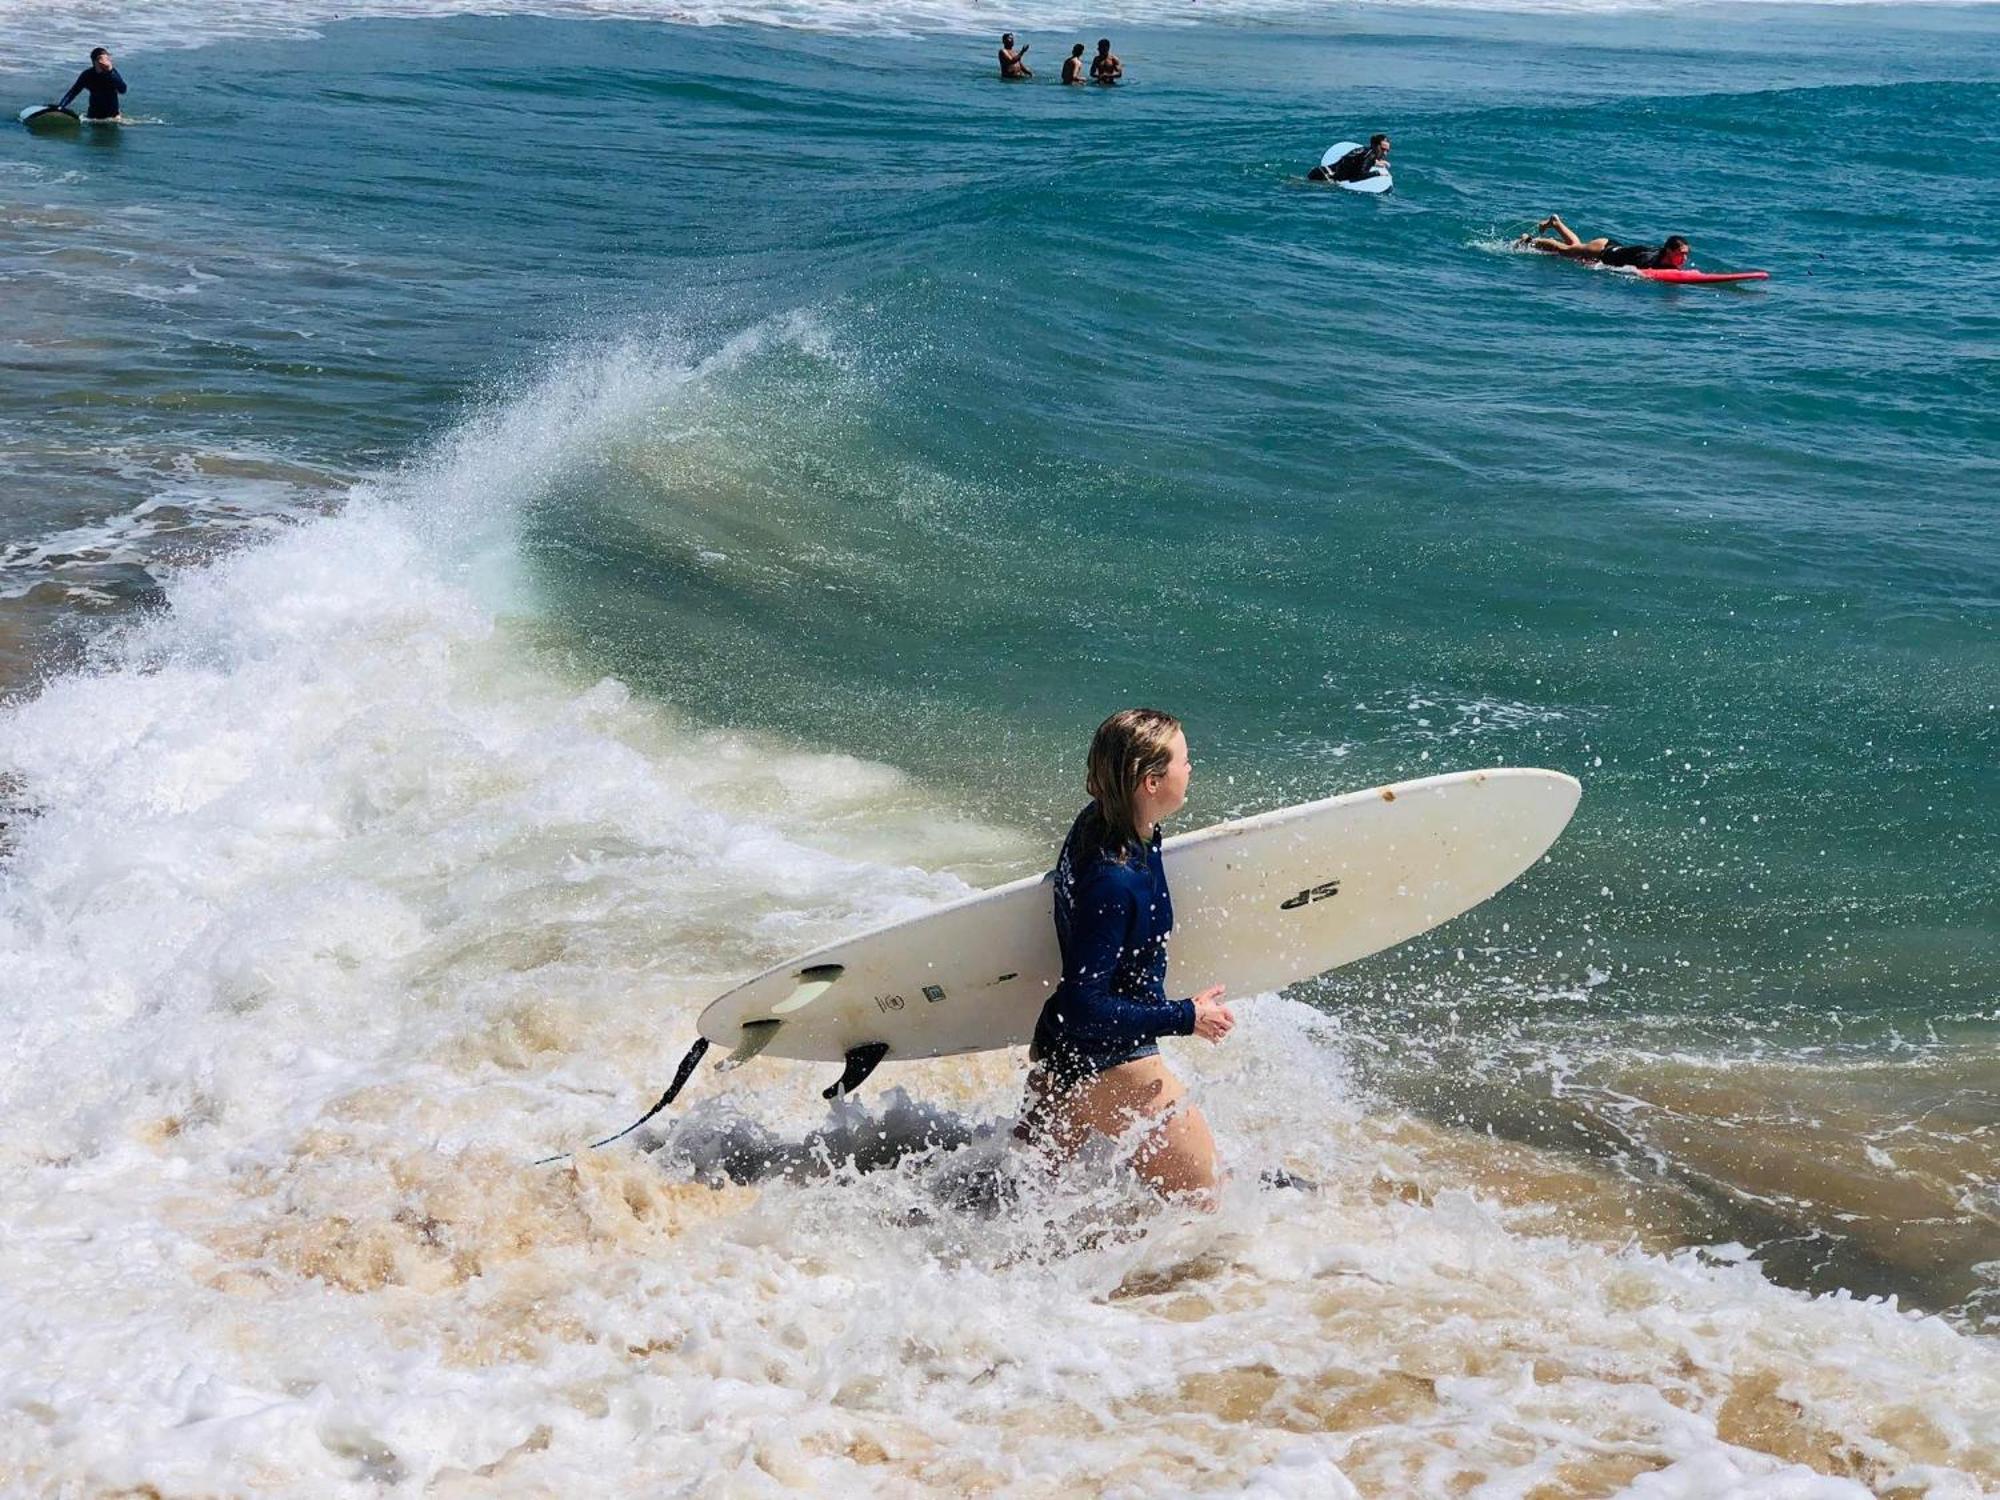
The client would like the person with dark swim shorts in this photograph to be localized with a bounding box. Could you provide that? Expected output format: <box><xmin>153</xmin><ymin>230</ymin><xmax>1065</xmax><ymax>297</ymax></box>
<box><xmin>56</xmin><ymin>47</ymin><xmax>127</xmax><ymax>120</ymax></box>
<box><xmin>1061</xmin><ymin>43</ymin><xmax>1088</xmax><ymax>85</ymax></box>
<box><xmin>998</xmin><ymin>33</ymin><xmax>1033</xmax><ymax>79</ymax></box>
<box><xmin>1014</xmin><ymin>709</ymin><xmax>1234</xmax><ymax>1204</ymax></box>
<box><xmin>1520</xmin><ymin>215</ymin><xmax>1690</xmax><ymax>270</ymax></box>
<box><xmin>1089</xmin><ymin>38</ymin><xmax>1123</xmax><ymax>85</ymax></box>
<box><xmin>1309</xmin><ymin>133</ymin><xmax>1390</xmax><ymax>183</ymax></box>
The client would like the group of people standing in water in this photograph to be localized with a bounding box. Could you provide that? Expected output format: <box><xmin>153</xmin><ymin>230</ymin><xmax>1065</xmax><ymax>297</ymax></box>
<box><xmin>998</xmin><ymin>33</ymin><xmax>1123</xmax><ymax>85</ymax></box>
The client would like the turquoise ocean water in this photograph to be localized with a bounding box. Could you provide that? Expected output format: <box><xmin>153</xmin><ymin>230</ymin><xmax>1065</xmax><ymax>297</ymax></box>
<box><xmin>2</xmin><ymin>4</ymin><xmax>1996</xmax><ymax>1493</ymax></box>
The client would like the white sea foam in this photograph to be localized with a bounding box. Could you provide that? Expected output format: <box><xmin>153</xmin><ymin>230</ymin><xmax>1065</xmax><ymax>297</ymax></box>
<box><xmin>0</xmin><ymin>0</ymin><xmax>1975</xmax><ymax>60</ymax></box>
<box><xmin>1</xmin><ymin>324</ymin><xmax>1997</xmax><ymax>1496</ymax></box>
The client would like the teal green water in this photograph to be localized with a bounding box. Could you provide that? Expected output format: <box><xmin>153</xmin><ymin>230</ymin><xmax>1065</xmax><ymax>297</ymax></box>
<box><xmin>2</xmin><ymin>6</ymin><xmax>1995</xmax><ymax>1316</ymax></box>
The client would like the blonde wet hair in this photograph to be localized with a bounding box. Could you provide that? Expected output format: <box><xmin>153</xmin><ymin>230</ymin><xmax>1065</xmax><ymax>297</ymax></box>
<box><xmin>1082</xmin><ymin>707</ymin><xmax>1182</xmax><ymax>861</ymax></box>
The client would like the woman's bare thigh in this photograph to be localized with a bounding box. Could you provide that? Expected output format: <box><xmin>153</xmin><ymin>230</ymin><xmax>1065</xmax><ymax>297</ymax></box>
<box><xmin>1031</xmin><ymin>1055</ymin><xmax>1220</xmax><ymax>1202</ymax></box>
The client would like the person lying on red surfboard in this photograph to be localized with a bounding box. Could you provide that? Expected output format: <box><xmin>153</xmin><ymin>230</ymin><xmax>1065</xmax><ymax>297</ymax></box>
<box><xmin>1518</xmin><ymin>214</ymin><xmax>1688</xmax><ymax>270</ymax></box>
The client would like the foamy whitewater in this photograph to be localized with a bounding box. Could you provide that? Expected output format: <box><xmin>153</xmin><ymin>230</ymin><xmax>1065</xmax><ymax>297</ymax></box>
<box><xmin>0</xmin><ymin>329</ymin><xmax>1993</xmax><ymax>1496</ymax></box>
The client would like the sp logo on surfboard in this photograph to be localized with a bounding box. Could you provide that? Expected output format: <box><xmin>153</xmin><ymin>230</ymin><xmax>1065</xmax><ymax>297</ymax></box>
<box><xmin>1280</xmin><ymin>879</ymin><xmax>1341</xmax><ymax>910</ymax></box>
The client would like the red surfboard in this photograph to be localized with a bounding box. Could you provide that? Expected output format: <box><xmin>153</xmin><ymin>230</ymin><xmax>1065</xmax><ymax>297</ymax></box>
<box><xmin>1524</xmin><ymin>243</ymin><xmax>1769</xmax><ymax>285</ymax></box>
<box><xmin>1636</xmin><ymin>268</ymin><xmax>1770</xmax><ymax>285</ymax></box>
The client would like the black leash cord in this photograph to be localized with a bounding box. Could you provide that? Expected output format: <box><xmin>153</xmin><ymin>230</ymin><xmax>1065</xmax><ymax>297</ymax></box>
<box><xmin>535</xmin><ymin>1035</ymin><xmax>710</xmax><ymax>1166</ymax></box>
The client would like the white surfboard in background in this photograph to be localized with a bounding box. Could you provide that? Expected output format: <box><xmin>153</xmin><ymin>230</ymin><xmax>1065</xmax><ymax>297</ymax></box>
<box><xmin>700</xmin><ymin>767</ymin><xmax>1580</xmax><ymax>1067</ymax></box>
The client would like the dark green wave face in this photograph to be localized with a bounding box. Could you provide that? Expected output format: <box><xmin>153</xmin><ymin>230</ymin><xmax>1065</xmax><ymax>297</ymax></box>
<box><xmin>1</xmin><ymin>7</ymin><xmax>1996</xmax><ymax>1328</ymax></box>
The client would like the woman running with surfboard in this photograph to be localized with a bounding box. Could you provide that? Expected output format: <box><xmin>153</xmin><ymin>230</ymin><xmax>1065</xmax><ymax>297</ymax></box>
<box><xmin>1017</xmin><ymin>709</ymin><xmax>1234</xmax><ymax>1203</ymax></box>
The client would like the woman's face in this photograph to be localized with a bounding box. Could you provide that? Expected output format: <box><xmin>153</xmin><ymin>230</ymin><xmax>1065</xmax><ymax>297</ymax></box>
<box><xmin>1145</xmin><ymin>729</ymin><xmax>1192</xmax><ymax>820</ymax></box>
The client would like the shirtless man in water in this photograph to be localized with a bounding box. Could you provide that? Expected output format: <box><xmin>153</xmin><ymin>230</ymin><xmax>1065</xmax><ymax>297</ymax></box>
<box><xmin>998</xmin><ymin>34</ymin><xmax>1032</xmax><ymax>80</ymax></box>
<box><xmin>1520</xmin><ymin>215</ymin><xmax>1690</xmax><ymax>271</ymax></box>
<box><xmin>1061</xmin><ymin>44</ymin><xmax>1088</xmax><ymax>85</ymax></box>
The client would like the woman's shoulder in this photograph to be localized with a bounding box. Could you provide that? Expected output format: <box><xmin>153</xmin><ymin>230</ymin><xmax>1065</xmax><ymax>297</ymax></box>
<box><xmin>1060</xmin><ymin>807</ymin><xmax>1144</xmax><ymax>891</ymax></box>
<box><xmin>1075</xmin><ymin>851</ymin><xmax>1148</xmax><ymax>892</ymax></box>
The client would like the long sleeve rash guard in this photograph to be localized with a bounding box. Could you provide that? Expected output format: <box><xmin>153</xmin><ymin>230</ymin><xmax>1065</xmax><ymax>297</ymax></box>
<box><xmin>60</xmin><ymin>68</ymin><xmax>126</xmax><ymax>118</ymax></box>
<box><xmin>1030</xmin><ymin>807</ymin><xmax>1196</xmax><ymax>1072</ymax></box>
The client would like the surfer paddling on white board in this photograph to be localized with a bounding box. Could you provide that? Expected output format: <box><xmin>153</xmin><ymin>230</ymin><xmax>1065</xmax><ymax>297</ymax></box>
<box><xmin>1310</xmin><ymin>133</ymin><xmax>1390</xmax><ymax>183</ymax></box>
<box><xmin>998</xmin><ymin>34</ymin><xmax>1033</xmax><ymax>80</ymax></box>
<box><xmin>1520</xmin><ymin>215</ymin><xmax>1690</xmax><ymax>271</ymax></box>
<box><xmin>55</xmin><ymin>47</ymin><xmax>127</xmax><ymax>121</ymax></box>
<box><xmin>1016</xmin><ymin>709</ymin><xmax>1235</xmax><ymax>1204</ymax></box>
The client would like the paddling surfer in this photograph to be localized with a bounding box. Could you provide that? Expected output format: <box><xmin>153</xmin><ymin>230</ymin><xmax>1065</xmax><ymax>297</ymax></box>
<box><xmin>1016</xmin><ymin>709</ymin><xmax>1234</xmax><ymax>1204</ymax></box>
<box><xmin>1519</xmin><ymin>215</ymin><xmax>1690</xmax><ymax>270</ymax></box>
<box><xmin>1310</xmin><ymin>134</ymin><xmax>1390</xmax><ymax>183</ymax></box>
<box><xmin>56</xmin><ymin>47</ymin><xmax>127</xmax><ymax>120</ymax></box>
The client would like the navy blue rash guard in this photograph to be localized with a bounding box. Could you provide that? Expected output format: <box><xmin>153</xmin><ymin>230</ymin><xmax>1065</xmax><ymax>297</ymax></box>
<box><xmin>1030</xmin><ymin>806</ymin><xmax>1197</xmax><ymax>1081</ymax></box>
<box><xmin>59</xmin><ymin>68</ymin><xmax>126</xmax><ymax>119</ymax></box>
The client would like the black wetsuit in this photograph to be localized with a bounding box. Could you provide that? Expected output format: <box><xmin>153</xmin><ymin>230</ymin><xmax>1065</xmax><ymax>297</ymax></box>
<box><xmin>1599</xmin><ymin>243</ymin><xmax>1667</xmax><ymax>269</ymax></box>
<box><xmin>59</xmin><ymin>67</ymin><xmax>126</xmax><ymax>119</ymax></box>
<box><xmin>1311</xmin><ymin>146</ymin><xmax>1383</xmax><ymax>184</ymax></box>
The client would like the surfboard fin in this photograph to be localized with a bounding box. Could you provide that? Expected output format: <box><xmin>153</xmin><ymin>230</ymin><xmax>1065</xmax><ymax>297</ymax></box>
<box><xmin>773</xmin><ymin>963</ymin><xmax>844</xmax><ymax>1015</ymax></box>
<box><xmin>717</xmin><ymin>1018</ymin><xmax>781</xmax><ymax>1072</ymax></box>
<box><xmin>823</xmin><ymin>1042</ymin><xmax>889</xmax><ymax>1099</ymax></box>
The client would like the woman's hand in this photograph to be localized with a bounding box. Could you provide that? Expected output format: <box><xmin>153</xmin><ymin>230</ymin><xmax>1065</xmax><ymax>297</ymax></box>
<box><xmin>1191</xmin><ymin>986</ymin><xmax>1233</xmax><ymax>1042</ymax></box>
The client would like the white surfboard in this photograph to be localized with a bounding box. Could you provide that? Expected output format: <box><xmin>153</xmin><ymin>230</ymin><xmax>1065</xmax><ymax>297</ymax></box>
<box><xmin>18</xmin><ymin>105</ymin><xmax>81</xmax><ymax>132</ymax></box>
<box><xmin>1320</xmin><ymin>140</ymin><xmax>1392</xmax><ymax>194</ymax></box>
<box><xmin>700</xmin><ymin>767</ymin><xmax>1578</xmax><ymax>1068</ymax></box>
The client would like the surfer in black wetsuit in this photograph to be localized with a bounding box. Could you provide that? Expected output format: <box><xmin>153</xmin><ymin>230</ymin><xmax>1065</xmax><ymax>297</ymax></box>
<box><xmin>1014</xmin><ymin>708</ymin><xmax>1234</xmax><ymax>1204</ymax></box>
<box><xmin>1520</xmin><ymin>215</ymin><xmax>1690</xmax><ymax>270</ymax></box>
<box><xmin>1309</xmin><ymin>133</ymin><xmax>1390</xmax><ymax>183</ymax></box>
<box><xmin>56</xmin><ymin>48</ymin><xmax>127</xmax><ymax>120</ymax></box>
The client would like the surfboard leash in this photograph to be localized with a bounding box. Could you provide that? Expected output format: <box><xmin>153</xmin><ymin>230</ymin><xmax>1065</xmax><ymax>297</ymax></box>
<box><xmin>534</xmin><ymin>1035</ymin><xmax>711</xmax><ymax>1167</ymax></box>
